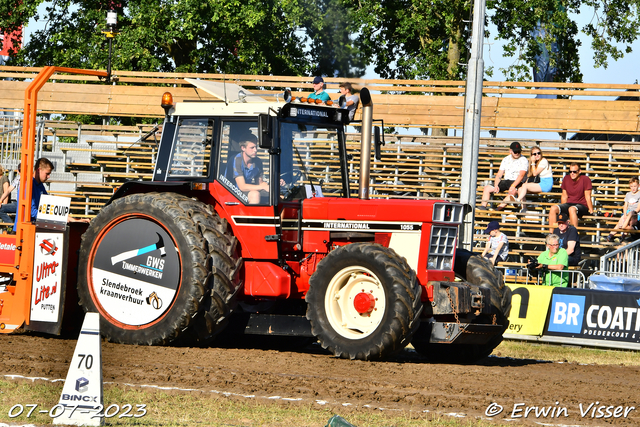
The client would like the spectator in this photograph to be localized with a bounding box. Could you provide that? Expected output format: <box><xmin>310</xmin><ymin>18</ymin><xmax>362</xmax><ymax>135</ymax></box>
<box><xmin>606</xmin><ymin>177</ymin><xmax>640</xmax><ymax>242</ymax></box>
<box><xmin>516</xmin><ymin>146</ymin><xmax>554</xmax><ymax>213</ymax></box>
<box><xmin>338</xmin><ymin>82</ymin><xmax>359</xmax><ymax>121</ymax></box>
<box><xmin>535</xmin><ymin>234</ymin><xmax>569</xmax><ymax>287</ymax></box>
<box><xmin>478</xmin><ymin>141</ymin><xmax>528</xmax><ymax>210</ymax></box>
<box><xmin>308</xmin><ymin>76</ymin><xmax>331</xmax><ymax>102</ymax></box>
<box><xmin>233</xmin><ymin>135</ymin><xmax>269</xmax><ymax>204</ymax></box>
<box><xmin>0</xmin><ymin>163</ymin><xmax>20</xmax><ymax>225</ymax></box>
<box><xmin>548</xmin><ymin>163</ymin><xmax>593</xmax><ymax>233</ymax></box>
<box><xmin>0</xmin><ymin>166</ymin><xmax>8</xmax><ymax>201</ymax></box>
<box><xmin>12</xmin><ymin>158</ymin><xmax>88</xmax><ymax>232</ymax></box>
<box><xmin>481</xmin><ymin>220</ymin><xmax>509</xmax><ymax>265</ymax></box>
<box><xmin>553</xmin><ymin>212</ymin><xmax>581</xmax><ymax>266</ymax></box>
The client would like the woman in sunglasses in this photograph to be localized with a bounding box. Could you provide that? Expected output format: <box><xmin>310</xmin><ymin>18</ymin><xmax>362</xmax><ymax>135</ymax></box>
<box><xmin>498</xmin><ymin>146</ymin><xmax>553</xmax><ymax>212</ymax></box>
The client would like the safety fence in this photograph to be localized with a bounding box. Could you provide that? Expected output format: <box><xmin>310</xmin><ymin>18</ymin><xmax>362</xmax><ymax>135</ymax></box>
<box><xmin>600</xmin><ymin>239</ymin><xmax>640</xmax><ymax>278</ymax></box>
<box><xmin>505</xmin><ymin>284</ymin><xmax>640</xmax><ymax>351</ymax></box>
<box><xmin>496</xmin><ymin>266</ymin><xmax>588</xmax><ymax>289</ymax></box>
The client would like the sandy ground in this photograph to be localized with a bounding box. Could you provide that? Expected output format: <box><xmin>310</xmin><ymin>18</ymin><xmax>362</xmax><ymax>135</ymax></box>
<box><xmin>0</xmin><ymin>334</ymin><xmax>638</xmax><ymax>426</ymax></box>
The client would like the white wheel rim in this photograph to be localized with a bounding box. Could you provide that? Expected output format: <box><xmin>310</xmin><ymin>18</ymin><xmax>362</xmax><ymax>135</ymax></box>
<box><xmin>324</xmin><ymin>265</ymin><xmax>386</xmax><ymax>339</ymax></box>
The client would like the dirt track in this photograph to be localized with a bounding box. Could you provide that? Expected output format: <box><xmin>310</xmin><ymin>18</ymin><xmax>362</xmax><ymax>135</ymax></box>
<box><xmin>1</xmin><ymin>334</ymin><xmax>638</xmax><ymax>426</ymax></box>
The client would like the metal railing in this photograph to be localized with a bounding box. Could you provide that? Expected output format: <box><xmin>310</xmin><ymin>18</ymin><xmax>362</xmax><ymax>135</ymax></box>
<box><xmin>0</xmin><ymin>115</ymin><xmax>47</xmax><ymax>171</ymax></box>
<box><xmin>497</xmin><ymin>266</ymin><xmax>587</xmax><ymax>288</ymax></box>
<box><xmin>599</xmin><ymin>238</ymin><xmax>640</xmax><ymax>278</ymax></box>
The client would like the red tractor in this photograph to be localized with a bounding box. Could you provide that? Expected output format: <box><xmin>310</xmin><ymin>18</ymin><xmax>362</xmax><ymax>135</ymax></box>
<box><xmin>1</xmin><ymin>68</ymin><xmax>511</xmax><ymax>362</ymax></box>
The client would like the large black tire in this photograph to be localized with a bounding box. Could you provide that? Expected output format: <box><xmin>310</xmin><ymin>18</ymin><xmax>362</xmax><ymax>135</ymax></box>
<box><xmin>412</xmin><ymin>248</ymin><xmax>512</xmax><ymax>363</ymax></box>
<box><xmin>174</xmin><ymin>198</ymin><xmax>242</xmax><ymax>345</ymax></box>
<box><xmin>306</xmin><ymin>243</ymin><xmax>422</xmax><ymax>361</ymax></box>
<box><xmin>77</xmin><ymin>192</ymin><xmax>240</xmax><ymax>345</ymax></box>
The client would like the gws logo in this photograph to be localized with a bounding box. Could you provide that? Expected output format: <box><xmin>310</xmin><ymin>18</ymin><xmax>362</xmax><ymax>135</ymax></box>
<box><xmin>548</xmin><ymin>294</ymin><xmax>586</xmax><ymax>334</ymax></box>
<box><xmin>145</xmin><ymin>256</ymin><xmax>165</xmax><ymax>271</ymax></box>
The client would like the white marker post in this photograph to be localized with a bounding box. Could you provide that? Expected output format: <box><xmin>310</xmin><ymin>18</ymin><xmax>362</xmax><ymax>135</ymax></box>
<box><xmin>53</xmin><ymin>312</ymin><xmax>104</xmax><ymax>426</ymax></box>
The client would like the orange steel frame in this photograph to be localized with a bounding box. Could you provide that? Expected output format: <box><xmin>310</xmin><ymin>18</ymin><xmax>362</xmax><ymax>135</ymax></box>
<box><xmin>0</xmin><ymin>67</ymin><xmax>108</xmax><ymax>333</ymax></box>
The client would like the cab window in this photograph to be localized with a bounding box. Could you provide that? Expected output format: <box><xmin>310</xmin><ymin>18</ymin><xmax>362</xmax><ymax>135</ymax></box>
<box><xmin>167</xmin><ymin>118</ymin><xmax>213</xmax><ymax>178</ymax></box>
<box><xmin>217</xmin><ymin>121</ymin><xmax>271</xmax><ymax>205</ymax></box>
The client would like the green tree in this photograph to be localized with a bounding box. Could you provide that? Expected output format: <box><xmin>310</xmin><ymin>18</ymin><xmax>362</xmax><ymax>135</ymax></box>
<box><xmin>0</xmin><ymin>0</ymin><xmax>312</xmax><ymax>75</ymax></box>
<box><xmin>1</xmin><ymin>0</ymin><xmax>367</xmax><ymax>78</ymax></box>
<box><xmin>301</xmin><ymin>0</ymin><xmax>367</xmax><ymax>78</ymax></box>
<box><xmin>347</xmin><ymin>0</ymin><xmax>640</xmax><ymax>82</ymax></box>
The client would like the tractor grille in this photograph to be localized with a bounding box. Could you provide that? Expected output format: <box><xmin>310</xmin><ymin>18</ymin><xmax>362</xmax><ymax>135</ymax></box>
<box><xmin>427</xmin><ymin>225</ymin><xmax>458</xmax><ymax>271</ymax></box>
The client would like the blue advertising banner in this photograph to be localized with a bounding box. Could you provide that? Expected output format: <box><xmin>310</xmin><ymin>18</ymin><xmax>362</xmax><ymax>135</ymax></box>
<box><xmin>545</xmin><ymin>287</ymin><xmax>640</xmax><ymax>344</ymax></box>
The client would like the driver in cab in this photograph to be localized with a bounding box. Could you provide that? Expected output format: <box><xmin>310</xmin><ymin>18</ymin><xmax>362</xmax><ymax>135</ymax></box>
<box><xmin>233</xmin><ymin>135</ymin><xmax>269</xmax><ymax>204</ymax></box>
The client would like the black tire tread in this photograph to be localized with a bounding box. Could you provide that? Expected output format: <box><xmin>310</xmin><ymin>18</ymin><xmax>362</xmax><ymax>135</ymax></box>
<box><xmin>412</xmin><ymin>248</ymin><xmax>511</xmax><ymax>363</ymax></box>
<box><xmin>77</xmin><ymin>192</ymin><xmax>209</xmax><ymax>345</ymax></box>
<box><xmin>306</xmin><ymin>243</ymin><xmax>422</xmax><ymax>361</ymax></box>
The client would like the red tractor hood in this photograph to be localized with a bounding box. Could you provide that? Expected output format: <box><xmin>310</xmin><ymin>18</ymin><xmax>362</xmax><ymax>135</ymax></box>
<box><xmin>302</xmin><ymin>197</ymin><xmax>442</xmax><ymax>222</ymax></box>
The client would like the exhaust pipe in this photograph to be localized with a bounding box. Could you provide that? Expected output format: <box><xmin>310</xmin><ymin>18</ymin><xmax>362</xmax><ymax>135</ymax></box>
<box><xmin>359</xmin><ymin>87</ymin><xmax>373</xmax><ymax>200</ymax></box>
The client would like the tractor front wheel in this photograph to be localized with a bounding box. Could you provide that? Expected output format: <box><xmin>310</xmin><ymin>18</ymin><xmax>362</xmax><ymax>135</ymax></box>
<box><xmin>306</xmin><ymin>243</ymin><xmax>422</xmax><ymax>360</ymax></box>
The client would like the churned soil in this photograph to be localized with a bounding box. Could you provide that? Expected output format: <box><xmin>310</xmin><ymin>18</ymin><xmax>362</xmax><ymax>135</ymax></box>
<box><xmin>0</xmin><ymin>333</ymin><xmax>638</xmax><ymax>426</ymax></box>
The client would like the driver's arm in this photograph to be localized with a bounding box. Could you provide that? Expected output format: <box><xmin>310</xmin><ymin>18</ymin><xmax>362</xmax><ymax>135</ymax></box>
<box><xmin>235</xmin><ymin>176</ymin><xmax>269</xmax><ymax>192</ymax></box>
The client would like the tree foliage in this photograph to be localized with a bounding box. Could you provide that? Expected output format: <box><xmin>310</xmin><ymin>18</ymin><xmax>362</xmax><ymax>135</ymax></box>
<box><xmin>0</xmin><ymin>0</ymin><xmax>365</xmax><ymax>77</ymax></box>
<box><xmin>347</xmin><ymin>0</ymin><xmax>640</xmax><ymax>82</ymax></box>
<box><xmin>300</xmin><ymin>0</ymin><xmax>366</xmax><ymax>77</ymax></box>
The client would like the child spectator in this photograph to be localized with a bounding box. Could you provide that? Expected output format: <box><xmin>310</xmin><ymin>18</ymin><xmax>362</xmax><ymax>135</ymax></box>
<box><xmin>606</xmin><ymin>177</ymin><xmax>640</xmax><ymax>242</ymax></box>
<box><xmin>516</xmin><ymin>146</ymin><xmax>553</xmax><ymax>213</ymax></box>
<box><xmin>481</xmin><ymin>220</ymin><xmax>509</xmax><ymax>265</ymax></box>
<box><xmin>338</xmin><ymin>82</ymin><xmax>359</xmax><ymax>122</ymax></box>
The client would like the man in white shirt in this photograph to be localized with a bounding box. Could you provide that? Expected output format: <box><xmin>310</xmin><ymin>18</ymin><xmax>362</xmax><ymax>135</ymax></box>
<box><xmin>478</xmin><ymin>141</ymin><xmax>528</xmax><ymax>210</ymax></box>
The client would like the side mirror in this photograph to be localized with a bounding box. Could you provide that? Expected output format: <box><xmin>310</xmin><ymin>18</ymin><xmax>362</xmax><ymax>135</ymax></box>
<box><xmin>338</xmin><ymin>95</ymin><xmax>347</xmax><ymax>108</ymax></box>
<box><xmin>258</xmin><ymin>114</ymin><xmax>272</xmax><ymax>149</ymax></box>
<box><xmin>374</xmin><ymin>126</ymin><xmax>384</xmax><ymax>161</ymax></box>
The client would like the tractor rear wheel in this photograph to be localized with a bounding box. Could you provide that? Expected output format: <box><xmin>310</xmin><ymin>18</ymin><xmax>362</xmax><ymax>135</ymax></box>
<box><xmin>77</xmin><ymin>192</ymin><xmax>239</xmax><ymax>345</ymax></box>
<box><xmin>412</xmin><ymin>249</ymin><xmax>512</xmax><ymax>363</ymax></box>
<box><xmin>306</xmin><ymin>243</ymin><xmax>422</xmax><ymax>360</ymax></box>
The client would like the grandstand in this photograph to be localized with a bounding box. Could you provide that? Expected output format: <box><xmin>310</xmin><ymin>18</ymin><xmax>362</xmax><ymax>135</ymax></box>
<box><xmin>1</xmin><ymin>66</ymin><xmax>639</xmax><ymax>279</ymax></box>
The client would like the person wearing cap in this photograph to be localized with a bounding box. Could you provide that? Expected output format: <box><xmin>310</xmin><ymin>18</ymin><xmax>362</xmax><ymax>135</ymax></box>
<box><xmin>308</xmin><ymin>76</ymin><xmax>331</xmax><ymax>102</ymax></box>
<box><xmin>478</xmin><ymin>142</ymin><xmax>528</xmax><ymax>210</ymax></box>
<box><xmin>553</xmin><ymin>212</ymin><xmax>581</xmax><ymax>266</ymax></box>
<box><xmin>548</xmin><ymin>162</ymin><xmax>593</xmax><ymax>233</ymax></box>
<box><xmin>481</xmin><ymin>220</ymin><xmax>509</xmax><ymax>265</ymax></box>
<box><xmin>535</xmin><ymin>234</ymin><xmax>569</xmax><ymax>287</ymax></box>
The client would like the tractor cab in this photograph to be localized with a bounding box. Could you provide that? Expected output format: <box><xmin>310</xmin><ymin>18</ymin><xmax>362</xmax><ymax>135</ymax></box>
<box><xmin>153</xmin><ymin>91</ymin><xmax>352</xmax><ymax>206</ymax></box>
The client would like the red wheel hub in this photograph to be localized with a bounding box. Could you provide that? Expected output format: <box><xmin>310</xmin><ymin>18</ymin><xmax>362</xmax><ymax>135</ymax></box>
<box><xmin>353</xmin><ymin>292</ymin><xmax>376</xmax><ymax>314</ymax></box>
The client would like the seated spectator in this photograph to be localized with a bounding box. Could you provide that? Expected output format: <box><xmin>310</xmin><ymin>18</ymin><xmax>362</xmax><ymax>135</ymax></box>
<box><xmin>548</xmin><ymin>163</ymin><xmax>593</xmax><ymax>233</ymax></box>
<box><xmin>338</xmin><ymin>82</ymin><xmax>359</xmax><ymax>121</ymax></box>
<box><xmin>477</xmin><ymin>142</ymin><xmax>528</xmax><ymax>210</ymax></box>
<box><xmin>553</xmin><ymin>213</ymin><xmax>581</xmax><ymax>266</ymax></box>
<box><xmin>308</xmin><ymin>76</ymin><xmax>331</xmax><ymax>102</ymax></box>
<box><xmin>0</xmin><ymin>163</ymin><xmax>20</xmax><ymax>225</ymax></box>
<box><xmin>606</xmin><ymin>177</ymin><xmax>640</xmax><ymax>242</ymax></box>
<box><xmin>535</xmin><ymin>234</ymin><xmax>569</xmax><ymax>287</ymax></box>
<box><xmin>515</xmin><ymin>146</ymin><xmax>553</xmax><ymax>213</ymax></box>
<box><xmin>12</xmin><ymin>158</ymin><xmax>88</xmax><ymax>232</ymax></box>
<box><xmin>481</xmin><ymin>220</ymin><xmax>509</xmax><ymax>265</ymax></box>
